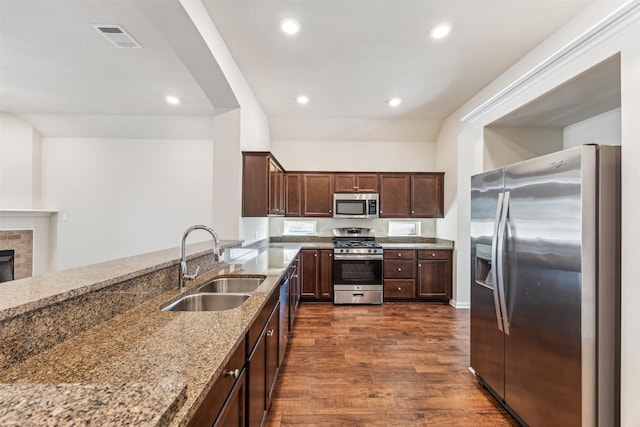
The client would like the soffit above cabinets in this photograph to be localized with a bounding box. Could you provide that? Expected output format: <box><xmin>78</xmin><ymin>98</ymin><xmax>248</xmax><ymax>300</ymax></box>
<box><xmin>489</xmin><ymin>54</ymin><xmax>621</xmax><ymax>128</ymax></box>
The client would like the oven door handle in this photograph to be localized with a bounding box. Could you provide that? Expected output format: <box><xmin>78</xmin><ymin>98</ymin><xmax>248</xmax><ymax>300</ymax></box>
<box><xmin>332</xmin><ymin>254</ymin><xmax>383</xmax><ymax>261</ymax></box>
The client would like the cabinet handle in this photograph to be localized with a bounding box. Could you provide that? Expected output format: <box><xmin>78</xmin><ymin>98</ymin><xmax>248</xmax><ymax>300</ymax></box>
<box><xmin>431</xmin><ymin>253</ymin><xmax>436</xmax><ymax>257</ymax></box>
<box><xmin>397</xmin><ymin>287</ymin><xmax>402</xmax><ymax>291</ymax></box>
<box><xmin>329</xmin><ymin>253</ymin><xmax>332</xmax><ymax>257</ymax></box>
<box><xmin>411</xmin><ymin>210</ymin><xmax>415</xmax><ymax>214</ymax></box>
<box><xmin>267</xmin><ymin>329</ymin><xmax>275</xmax><ymax>337</ymax></box>
<box><xmin>398</xmin><ymin>253</ymin><xmax>402</xmax><ymax>257</ymax></box>
<box><xmin>314</xmin><ymin>253</ymin><xmax>317</xmax><ymax>257</ymax></box>
<box><xmin>224</xmin><ymin>369</ymin><xmax>240</xmax><ymax>379</ymax></box>
<box><xmin>329</xmin><ymin>209</ymin><xmax>332</xmax><ymax>213</ymax></box>
<box><xmin>418</xmin><ymin>264</ymin><xmax>422</xmax><ymax>268</ymax></box>
<box><xmin>397</xmin><ymin>267</ymin><xmax>402</xmax><ymax>272</ymax></box>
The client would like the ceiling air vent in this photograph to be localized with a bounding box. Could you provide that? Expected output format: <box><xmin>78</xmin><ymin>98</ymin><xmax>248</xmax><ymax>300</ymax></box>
<box><xmin>92</xmin><ymin>24</ymin><xmax>142</xmax><ymax>49</ymax></box>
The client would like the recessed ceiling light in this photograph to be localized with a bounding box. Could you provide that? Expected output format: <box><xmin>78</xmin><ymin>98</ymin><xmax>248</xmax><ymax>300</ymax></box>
<box><xmin>280</xmin><ymin>18</ymin><xmax>301</xmax><ymax>35</ymax></box>
<box><xmin>387</xmin><ymin>97</ymin><xmax>402</xmax><ymax>107</ymax></box>
<box><xmin>165</xmin><ymin>95</ymin><xmax>180</xmax><ymax>105</ymax></box>
<box><xmin>296</xmin><ymin>94</ymin><xmax>309</xmax><ymax>105</ymax></box>
<box><xmin>430</xmin><ymin>22</ymin><xmax>452</xmax><ymax>39</ymax></box>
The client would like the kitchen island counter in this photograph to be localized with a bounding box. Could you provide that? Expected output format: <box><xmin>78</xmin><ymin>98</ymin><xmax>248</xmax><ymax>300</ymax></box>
<box><xmin>0</xmin><ymin>243</ymin><xmax>301</xmax><ymax>426</ymax></box>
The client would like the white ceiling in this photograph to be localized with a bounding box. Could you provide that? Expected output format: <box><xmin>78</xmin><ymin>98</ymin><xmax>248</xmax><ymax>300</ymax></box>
<box><xmin>0</xmin><ymin>0</ymin><xmax>594</xmax><ymax>139</ymax></box>
<box><xmin>203</xmin><ymin>0</ymin><xmax>594</xmax><ymax>132</ymax></box>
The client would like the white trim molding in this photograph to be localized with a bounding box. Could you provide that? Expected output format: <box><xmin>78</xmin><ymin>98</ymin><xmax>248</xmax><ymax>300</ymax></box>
<box><xmin>450</xmin><ymin>299</ymin><xmax>470</xmax><ymax>309</ymax></box>
<box><xmin>462</xmin><ymin>0</ymin><xmax>640</xmax><ymax>124</ymax></box>
<box><xmin>0</xmin><ymin>210</ymin><xmax>57</xmax><ymax>217</ymax></box>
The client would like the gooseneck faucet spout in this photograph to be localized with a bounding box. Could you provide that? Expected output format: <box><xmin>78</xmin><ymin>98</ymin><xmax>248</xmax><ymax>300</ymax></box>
<box><xmin>179</xmin><ymin>225</ymin><xmax>221</xmax><ymax>290</ymax></box>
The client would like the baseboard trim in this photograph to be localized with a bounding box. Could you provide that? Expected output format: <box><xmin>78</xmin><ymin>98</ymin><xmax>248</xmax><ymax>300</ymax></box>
<box><xmin>450</xmin><ymin>299</ymin><xmax>470</xmax><ymax>309</ymax></box>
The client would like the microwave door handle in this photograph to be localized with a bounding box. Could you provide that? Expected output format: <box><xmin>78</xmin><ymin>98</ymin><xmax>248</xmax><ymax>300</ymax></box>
<box><xmin>490</xmin><ymin>192</ymin><xmax>505</xmax><ymax>332</ymax></box>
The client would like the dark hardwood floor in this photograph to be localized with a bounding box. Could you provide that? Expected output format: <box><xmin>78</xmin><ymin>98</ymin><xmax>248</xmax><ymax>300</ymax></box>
<box><xmin>266</xmin><ymin>303</ymin><xmax>518</xmax><ymax>426</ymax></box>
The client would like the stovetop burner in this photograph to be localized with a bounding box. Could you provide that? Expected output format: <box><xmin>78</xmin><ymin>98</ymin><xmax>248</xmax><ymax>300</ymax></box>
<box><xmin>332</xmin><ymin>227</ymin><xmax>383</xmax><ymax>256</ymax></box>
<box><xmin>334</xmin><ymin>240</ymin><xmax>382</xmax><ymax>249</ymax></box>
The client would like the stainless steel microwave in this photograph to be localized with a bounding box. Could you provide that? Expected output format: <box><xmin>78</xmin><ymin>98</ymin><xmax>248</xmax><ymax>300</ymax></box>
<box><xmin>333</xmin><ymin>193</ymin><xmax>379</xmax><ymax>219</ymax></box>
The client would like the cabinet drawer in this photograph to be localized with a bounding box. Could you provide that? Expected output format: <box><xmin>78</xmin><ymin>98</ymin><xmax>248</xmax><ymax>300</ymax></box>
<box><xmin>384</xmin><ymin>260</ymin><xmax>415</xmax><ymax>279</ymax></box>
<box><xmin>187</xmin><ymin>337</ymin><xmax>246</xmax><ymax>427</ymax></box>
<box><xmin>384</xmin><ymin>279</ymin><xmax>415</xmax><ymax>299</ymax></box>
<box><xmin>418</xmin><ymin>250</ymin><xmax>451</xmax><ymax>260</ymax></box>
<box><xmin>383</xmin><ymin>250</ymin><xmax>416</xmax><ymax>260</ymax></box>
<box><xmin>247</xmin><ymin>290</ymin><xmax>279</xmax><ymax>353</ymax></box>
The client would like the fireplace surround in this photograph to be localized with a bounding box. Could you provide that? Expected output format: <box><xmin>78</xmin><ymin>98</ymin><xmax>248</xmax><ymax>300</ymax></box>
<box><xmin>0</xmin><ymin>250</ymin><xmax>14</xmax><ymax>282</ymax></box>
<box><xmin>0</xmin><ymin>230</ymin><xmax>33</xmax><ymax>280</ymax></box>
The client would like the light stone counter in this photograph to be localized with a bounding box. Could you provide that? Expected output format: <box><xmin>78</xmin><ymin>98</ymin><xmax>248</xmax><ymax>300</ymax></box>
<box><xmin>0</xmin><ymin>243</ymin><xmax>301</xmax><ymax>426</ymax></box>
<box><xmin>0</xmin><ymin>240</ymin><xmax>243</xmax><ymax>321</ymax></box>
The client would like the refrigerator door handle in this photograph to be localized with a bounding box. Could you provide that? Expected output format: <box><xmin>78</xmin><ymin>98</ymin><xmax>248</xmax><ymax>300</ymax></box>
<box><xmin>496</xmin><ymin>191</ymin><xmax>511</xmax><ymax>335</ymax></box>
<box><xmin>491</xmin><ymin>192</ymin><xmax>505</xmax><ymax>332</ymax></box>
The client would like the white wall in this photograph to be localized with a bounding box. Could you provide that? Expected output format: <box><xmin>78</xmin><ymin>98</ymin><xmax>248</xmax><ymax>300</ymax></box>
<box><xmin>180</xmin><ymin>0</ymin><xmax>271</xmax><ymax>245</ymax></box>
<box><xmin>563</xmin><ymin>107</ymin><xmax>621</xmax><ymax>148</ymax></box>
<box><xmin>41</xmin><ymin>137</ymin><xmax>214</xmax><ymax>271</ymax></box>
<box><xmin>212</xmin><ymin>109</ymin><xmax>242</xmax><ymax>240</ymax></box>
<box><xmin>483</xmin><ymin>126</ymin><xmax>564</xmax><ymax>170</ymax></box>
<box><xmin>0</xmin><ymin>114</ymin><xmax>42</xmax><ymax>208</ymax></box>
<box><xmin>271</xmin><ymin>140</ymin><xmax>436</xmax><ymax>172</ymax></box>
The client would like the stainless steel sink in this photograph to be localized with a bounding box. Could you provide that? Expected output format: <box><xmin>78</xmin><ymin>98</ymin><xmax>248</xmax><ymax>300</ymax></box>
<box><xmin>197</xmin><ymin>277</ymin><xmax>265</xmax><ymax>294</ymax></box>
<box><xmin>162</xmin><ymin>293</ymin><xmax>250</xmax><ymax>312</ymax></box>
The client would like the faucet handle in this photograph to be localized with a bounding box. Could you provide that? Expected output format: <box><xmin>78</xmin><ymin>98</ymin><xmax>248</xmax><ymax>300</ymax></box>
<box><xmin>185</xmin><ymin>265</ymin><xmax>200</xmax><ymax>280</ymax></box>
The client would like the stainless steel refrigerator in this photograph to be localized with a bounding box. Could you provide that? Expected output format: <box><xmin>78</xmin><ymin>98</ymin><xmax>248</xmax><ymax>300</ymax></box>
<box><xmin>470</xmin><ymin>145</ymin><xmax>620</xmax><ymax>426</ymax></box>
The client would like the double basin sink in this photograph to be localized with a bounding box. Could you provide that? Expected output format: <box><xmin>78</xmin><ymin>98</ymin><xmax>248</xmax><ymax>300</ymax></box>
<box><xmin>162</xmin><ymin>276</ymin><xmax>266</xmax><ymax>312</ymax></box>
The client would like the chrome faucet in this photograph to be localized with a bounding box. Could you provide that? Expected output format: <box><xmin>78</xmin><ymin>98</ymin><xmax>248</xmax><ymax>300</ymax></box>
<box><xmin>179</xmin><ymin>225</ymin><xmax>221</xmax><ymax>290</ymax></box>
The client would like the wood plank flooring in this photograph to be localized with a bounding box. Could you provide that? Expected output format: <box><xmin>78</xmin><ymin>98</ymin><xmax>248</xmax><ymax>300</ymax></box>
<box><xmin>266</xmin><ymin>303</ymin><xmax>518</xmax><ymax>426</ymax></box>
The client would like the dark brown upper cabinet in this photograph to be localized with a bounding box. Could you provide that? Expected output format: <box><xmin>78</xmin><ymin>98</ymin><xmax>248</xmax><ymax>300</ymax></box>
<box><xmin>302</xmin><ymin>173</ymin><xmax>334</xmax><ymax>217</ymax></box>
<box><xmin>379</xmin><ymin>173</ymin><xmax>444</xmax><ymax>218</ymax></box>
<box><xmin>411</xmin><ymin>173</ymin><xmax>444</xmax><ymax>218</ymax></box>
<box><xmin>334</xmin><ymin>173</ymin><xmax>379</xmax><ymax>193</ymax></box>
<box><xmin>379</xmin><ymin>174</ymin><xmax>411</xmax><ymax>217</ymax></box>
<box><xmin>242</xmin><ymin>152</ymin><xmax>285</xmax><ymax>217</ymax></box>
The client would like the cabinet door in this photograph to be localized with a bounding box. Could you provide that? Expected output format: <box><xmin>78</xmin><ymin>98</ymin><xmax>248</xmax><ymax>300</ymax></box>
<box><xmin>268</xmin><ymin>159</ymin><xmax>279</xmax><ymax>216</ymax></box>
<box><xmin>242</xmin><ymin>153</ymin><xmax>269</xmax><ymax>217</ymax></box>
<box><xmin>379</xmin><ymin>174</ymin><xmax>410</xmax><ymax>217</ymax></box>
<box><xmin>333</xmin><ymin>174</ymin><xmax>378</xmax><ymax>193</ymax></box>
<box><xmin>319</xmin><ymin>250</ymin><xmax>333</xmax><ymax>299</ymax></box>
<box><xmin>213</xmin><ymin>369</ymin><xmax>246</xmax><ymax>427</ymax></box>
<box><xmin>411</xmin><ymin>174</ymin><xmax>444</xmax><ymax>218</ymax></box>
<box><xmin>300</xmin><ymin>249</ymin><xmax>319</xmax><ymax>299</ymax></box>
<box><xmin>285</xmin><ymin>173</ymin><xmax>302</xmax><ymax>217</ymax></box>
<box><xmin>417</xmin><ymin>251</ymin><xmax>452</xmax><ymax>299</ymax></box>
<box><xmin>247</xmin><ymin>330</ymin><xmax>267</xmax><ymax>427</ymax></box>
<box><xmin>355</xmin><ymin>174</ymin><xmax>379</xmax><ymax>193</ymax></box>
<box><xmin>266</xmin><ymin>305</ymin><xmax>280</xmax><ymax>407</ymax></box>
<box><xmin>303</xmin><ymin>174</ymin><xmax>334</xmax><ymax>216</ymax></box>
<box><xmin>334</xmin><ymin>174</ymin><xmax>358</xmax><ymax>193</ymax></box>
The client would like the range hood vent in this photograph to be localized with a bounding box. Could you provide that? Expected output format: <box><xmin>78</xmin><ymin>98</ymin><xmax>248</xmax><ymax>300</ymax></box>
<box><xmin>92</xmin><ymin>24</ymin><xmax>141</xmax><ymax>49</ymax></box>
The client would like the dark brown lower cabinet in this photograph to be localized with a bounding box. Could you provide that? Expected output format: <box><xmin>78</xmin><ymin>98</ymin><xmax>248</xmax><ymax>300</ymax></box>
<box><xmin>300</xmin><ymin>249</ymin><xmax>333</xmax><ymax>301</ymax></box>
<box><xmin>417</xmin><ymin>250</ymin><xmax>452</xmax><ymax>300</ymax></box>
<box><xmin>187</xmin><ymin>339</ymin><xmax>246</xmax><ymax>427</ymax></box>
<box><xmin>247</xmin><ymin>302</ymin><xmax>280</xmax><ymax>427</ymax></box>
<box><xmin>213</xmin><ymin>369</ymin><xmax>246</xmax><ymax>427</ymax></box>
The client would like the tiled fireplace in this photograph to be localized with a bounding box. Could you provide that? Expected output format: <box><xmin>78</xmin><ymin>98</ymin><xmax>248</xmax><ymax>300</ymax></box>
<box><xmin>0</xmin><ymin>230</ymin><xmax>33</xmax><ymax>281</ymax></box>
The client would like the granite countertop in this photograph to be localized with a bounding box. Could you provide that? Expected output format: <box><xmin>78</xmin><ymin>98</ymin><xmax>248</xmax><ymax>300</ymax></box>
<box><xmin>0</xmin><ymin>243</ymin><xmax>301</xmax><ymax>426</ymax></box>
<box><xmin>0</xmin><ymin>240</ymin><xmax>243</xmax><ymax>322</ymax></box>
<box><xmin>271</xmin><ymin>236</ymin><xmax>454</xmax><ymax>250</ymax></box>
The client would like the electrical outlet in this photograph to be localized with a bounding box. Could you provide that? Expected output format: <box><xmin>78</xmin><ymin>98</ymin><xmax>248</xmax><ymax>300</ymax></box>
<box><xmin>62</xmin><ymin>213</ymin><xmax>69</xmax><ymax>222</ymax></box>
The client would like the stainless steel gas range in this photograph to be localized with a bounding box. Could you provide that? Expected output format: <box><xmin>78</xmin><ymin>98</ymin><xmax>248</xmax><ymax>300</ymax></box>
<box><xmin>332</xmin><ymin>227</ymin><xmax>383</xmax><ymax>305</ymax></box>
